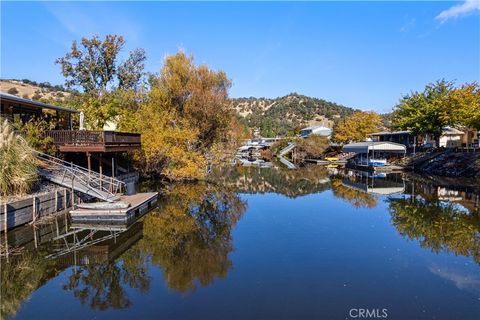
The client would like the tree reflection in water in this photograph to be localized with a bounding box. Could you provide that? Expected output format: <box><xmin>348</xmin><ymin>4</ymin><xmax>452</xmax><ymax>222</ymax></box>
<box><xmin>2</xmin><ymin>166</ymin><xmax>479</xmax><ymax>317</ymax></box>
<box><xmin>388</xmin><ymin>197</ymin><xmax>480</xmax><ymax>264</ymax></box>
<box><xmin>330</xmin><ymin>178</ymin><xmax>378</xmax><ymax>208</ymax></box>
<box><xmin>139</xmin><ymin>183</ymin><xmax>246</xmax><ymax>293</ymax></box>
<box><xmin>63</xmin><ymin>245</ymin><xmax>150</xmax><ymax>310</ymax></box>
<box><xmin>0</xmin><ymin>251</ymin><xmax>52</xmax><ymax>319</ymax></box>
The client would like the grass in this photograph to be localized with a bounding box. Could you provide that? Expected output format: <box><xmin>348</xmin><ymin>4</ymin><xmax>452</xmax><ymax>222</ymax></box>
<box><xmin>0</xmin><ymin>119</ymin><xmax>38</xmax><ymax>196</ymax></box>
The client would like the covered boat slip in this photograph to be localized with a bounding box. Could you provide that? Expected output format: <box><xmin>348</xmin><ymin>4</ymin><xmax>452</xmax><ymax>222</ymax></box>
<box><xmin>343</xmin><ymin>141</ymin><xmax>406</xmax><ymax>168</ymax></box>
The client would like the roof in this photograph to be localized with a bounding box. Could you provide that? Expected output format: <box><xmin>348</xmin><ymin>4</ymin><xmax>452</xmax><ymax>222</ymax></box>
<box><xmin>442</xmin><ymin>127</ymin><xmax>464</xmax><ymax>135</ymax></box>
<box><xmin>342</xmin><ymin>141</ymin><xmax>406</xmax><ymax>153</ymax></box>
<box><xmin>0</xmin><ymin>92</ymin><xmax>79</xmax><ymax>113</ymax></box>
<box><xmin>368</xmin><ymin>130</ymin><xmax>412</xmax><ymax>136</ymax></box>
<box><xmin>300</xmin><ymin>125</ymin><xmax>332</xmax><ymax>132</ymax></box>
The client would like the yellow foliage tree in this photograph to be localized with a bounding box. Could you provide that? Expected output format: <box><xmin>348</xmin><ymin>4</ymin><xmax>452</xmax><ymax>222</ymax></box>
<box><xmin>450</xmin><ymin>82</ymin><xmax>480</xmax><ymax>130</ymax></box>
<box><xmin>126</xmin><ymin>51</ymin><xmax>236</xmax><ymax>180</ymax></box>
<box><xmin>333</xmin><ymin>111</ymin><xmax>382</xmax><ymax>143</ymax></box>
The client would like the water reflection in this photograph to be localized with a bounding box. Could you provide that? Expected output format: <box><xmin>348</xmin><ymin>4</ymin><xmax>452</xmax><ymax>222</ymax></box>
<box><xmin>0</xmin><ymin>182</ymin><xmax>245</xmax><ymax>318</ymax></box>
<box><xmin>1</xmin><ymin>165</ymin><xmax>479</xmax><ymax>319</ymax></box>
<box><xmin>138</xmin><ymin>183</ymin><xmax>245</xmax><ymax>292</ymax></box>
<box><xmin>388</xmin><ymin>197</ymin><xmax>480</xmax><ymax>264</ymax></box>
<box><xmin>210</xmin><ymin>164</ymin><xmax>331</xmax><ymax>198</ymax></box>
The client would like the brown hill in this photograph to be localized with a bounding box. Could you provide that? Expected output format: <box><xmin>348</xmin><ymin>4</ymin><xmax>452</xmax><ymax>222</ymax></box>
<box><xmin>0</xmin><ymin>79</ymin><xmax>70</xmax><ymax>102</ymax></box>
<box><xmin>230</xmin><ymin>93</ymin><xmax>359</xmax><ymax>137</ymax></box>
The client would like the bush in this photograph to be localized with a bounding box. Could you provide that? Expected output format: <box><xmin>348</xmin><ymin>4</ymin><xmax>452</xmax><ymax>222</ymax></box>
<box><xmin>13</xmin><ymin>117</ymin><xmax>56</xmax><ymax>154</ymax></box>
<box><xmin>7</xmin><ymin>87</ymin><xmax>19</xmax><ymax>95</ymax></box>
<box><xmin>295</xmin><ymin>135</ymin><xmax>329</xmax><ymax>160</ymax></box>
<box><xmin>31</xmin><ymin>93</ymin><xmax>42</xmax><ymax>101</ymax></box>
<box><xmin>0</xmin><ymin>120</ymin><xmax>38</xmax><ymax>196</ymax></box>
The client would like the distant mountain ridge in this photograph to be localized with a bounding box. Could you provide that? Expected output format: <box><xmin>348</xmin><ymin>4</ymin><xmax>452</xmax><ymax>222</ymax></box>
<box><xmin>0</xmin><ymin>79</ymin><xmax>71</xmax><ymax>103</ymax></box>
<box><xmin>2</xmin><ymin>79</ymin><xmax>362</xmax><ymax>137</ymax></box>
<box><xmin>230</xmin><ymin>92</ymin><xmax>359</xmax><ymax>137</ymax></box>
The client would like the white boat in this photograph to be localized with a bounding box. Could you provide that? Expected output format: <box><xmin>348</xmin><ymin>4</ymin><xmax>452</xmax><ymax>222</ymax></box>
<box><xmin>76</xmin><ymin>201</ymin><xmax>131</xmax><ymax>210</ymax></box>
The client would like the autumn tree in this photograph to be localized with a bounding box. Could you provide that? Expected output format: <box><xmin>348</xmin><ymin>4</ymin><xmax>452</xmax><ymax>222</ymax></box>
<box><xmin>392</xmin><ymin>80</ymin><xmax>458</xmax><ymax>146</ymax></box>
<box><xmin>450</xmin><ymin>82</ymin><xmax>480</xmax><ymax>130</ymax></box>
<box><xmin>56</xmin><ymin>34</ymin><xmax>146</xmax><ymax>128</ymax></box>
<box><xmin>333</xmin><ymin>111</ymin><xmax>382</xmax><ymax>143</ymax></box>
<box><xmin>295</xmin><ymin>135</ymin><xmax>329</xmax><ymax>160</ymax></box>
<box><xmin>129</xmin><ymin>51</ymin><xmax>236</xmax><ymax>179</ymax></box>
<box><xmin>155</xmin><ymin>52</ymin><xmax>232</xmax><ymax>147</ymax></box>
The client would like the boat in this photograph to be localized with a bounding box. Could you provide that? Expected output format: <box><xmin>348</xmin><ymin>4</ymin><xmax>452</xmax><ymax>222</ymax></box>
<box><xmin>76</xmin><ymin>201</ymin><xmax>131</xmax><ymax>210</ymax></box>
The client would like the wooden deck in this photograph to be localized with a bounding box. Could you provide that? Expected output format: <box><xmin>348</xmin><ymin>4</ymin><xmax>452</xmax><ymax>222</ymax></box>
<box><xmin>70</xmin><ymin>192</ymin><xmax>158</xmax><ymax>223</ymax></box>
<box><xmin>45</xmin><ymin>130</ymin><xmax>141</xmax><ymax>153</ymax></box>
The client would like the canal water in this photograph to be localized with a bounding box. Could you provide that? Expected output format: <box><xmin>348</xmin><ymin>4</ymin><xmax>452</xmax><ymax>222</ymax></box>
<box><xmin>1</xmin><ymin>165</ymin><xmax>479</xmax><ymax>319</ymax></box>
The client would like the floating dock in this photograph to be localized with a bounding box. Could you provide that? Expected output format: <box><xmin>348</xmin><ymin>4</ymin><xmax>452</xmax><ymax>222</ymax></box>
<box><xmin>346</xmin><ymin>162</ymin><xmax>404</xmax><ymax>173</ymax></box>
<box><xmin>305</xmin><ymin>159</ymin><xmax>347</xmax><ymax>165</ymax></box>
<box><xmin>70</xmin><ymin>192</ymin><xmax>158</xmax><ymax>224</ymax></box>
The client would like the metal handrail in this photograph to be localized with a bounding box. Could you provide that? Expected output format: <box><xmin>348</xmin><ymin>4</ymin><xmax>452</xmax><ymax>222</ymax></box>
<box><xmin>34</xmin><ymin>151</ymin><xmax>125</xmax><ymax>200</ymax></box>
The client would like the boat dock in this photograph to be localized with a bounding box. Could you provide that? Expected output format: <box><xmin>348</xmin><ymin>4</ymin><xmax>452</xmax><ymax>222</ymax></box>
<box><xmin>70</xmin><ymin>192</ymin><xmax>158</xmax><ymax>224</ymax></box>
<box><xmin>305</xmin><ymin>159</ymin><xmax>347</xmax><ymax>165</ymax></box>
<box><xmin>346</xmin><ymin>162</ymin><xmax>404</xmax><ymax>173</ymax></box>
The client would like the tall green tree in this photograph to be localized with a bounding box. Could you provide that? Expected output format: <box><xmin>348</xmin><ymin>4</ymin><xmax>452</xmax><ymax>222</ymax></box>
<box><xmin>392</xmin><ymin>80</ymin><xmax>457</xmax><ymax>146</ymax></box>
<box><xmin>56</xmin><ymin>34</ymin><xmax>146</xmax><ymax>128</ymax></box>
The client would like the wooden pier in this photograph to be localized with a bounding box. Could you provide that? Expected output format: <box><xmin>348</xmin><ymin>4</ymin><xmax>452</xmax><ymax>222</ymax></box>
<box><xmin>346</xmin><ymin>162</ymin><xmax>404</xmax><ymax>173</ymax></box>
<box><xmin>70</xmin><ymin>192</ymin><xmax>158</xmax><ymax>224</ymax></box>
<box><xmin>305</xmin><ymin>159</ymin><xmax>347</xmax><ymax>165</ymax></box>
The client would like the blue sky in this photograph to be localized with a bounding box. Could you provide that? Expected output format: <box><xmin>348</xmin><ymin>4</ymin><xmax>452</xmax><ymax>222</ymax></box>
<box><xmin>1</xmin><ymin>1</ymin><xmax>479</xmax><ymax>112</ymax></box>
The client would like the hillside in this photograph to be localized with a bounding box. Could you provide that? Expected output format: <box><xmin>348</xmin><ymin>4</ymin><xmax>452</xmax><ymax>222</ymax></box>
<box><xmin>230</xmin><ymin>93</ymin><xmax>359</xmax><ymax>137</ymax></box>
<box><xmin>2</xmin><ymin>80</ymin><xmax>363</xmax><ymax>137</ymax></box>
<box><xmin>0</xmin><ymin>79</ymin><xmax>71</xmax><ymax>102</ymax></box>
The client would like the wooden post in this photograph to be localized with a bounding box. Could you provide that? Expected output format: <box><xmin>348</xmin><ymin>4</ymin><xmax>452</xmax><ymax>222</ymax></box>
<box><xmin>55</xmin><ymin>216</ymin><xmax>60</xmax><ymax>237</ymax></box>
<box><xmin>55</xmin><ymin>190</ymin><xmax>58</xmax><ymax>212</ymax></box>
<box><xmin>111</xmin><ymin>156</ymin><xmax>115</xmax><ymax>193</ymax></box>
<box><xmin>112</xmin><ymin>156</ymin><xmax>115</xmax><ymax>178</ymax></box>
<box><xmin>64</xmin><ymin>188</ymin><xmax>67</xmax><ymax>210</ymax></box>
<box><xmin>3</xmin><ymin>202</ymin><xmax>7</xmax><ymax>234</ymax></box>
<box><xmin>99</xmin><ymin>154</ymin><xmax>103</xmax><ymax>189</ymax></box>
<box><xmin>33</xmin><ymin>225</ymin><xmax>38</xmax><ymax>248</ymax></box>
<box><xmin>32</xmin><ymin>196</ymin><xmax>37</xmax><ymax>223</ymax></box>
<box><xmin>87</xmin><ymin>152</ymin><xmax>91</xmax><ymax>178</ymax></box>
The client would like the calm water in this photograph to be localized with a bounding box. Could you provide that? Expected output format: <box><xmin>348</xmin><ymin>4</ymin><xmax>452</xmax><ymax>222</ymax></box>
<box><xmin>1</xmin><ymin>165</ymin><xmax>479</xmax><ymax>319</ymax></box>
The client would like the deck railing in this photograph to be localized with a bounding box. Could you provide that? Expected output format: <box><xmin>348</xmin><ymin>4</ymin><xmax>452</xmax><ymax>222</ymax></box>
<box><xmin>45</xmin><ymin>130</ymin><xmax>141</xmax><ymax>147</ymax></box>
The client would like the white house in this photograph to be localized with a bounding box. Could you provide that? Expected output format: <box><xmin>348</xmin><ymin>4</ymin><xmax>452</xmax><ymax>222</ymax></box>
<box><xmin>423</xmin><ymin>127</ymin><xmax>465</xmax><ymax>148</ymax></box>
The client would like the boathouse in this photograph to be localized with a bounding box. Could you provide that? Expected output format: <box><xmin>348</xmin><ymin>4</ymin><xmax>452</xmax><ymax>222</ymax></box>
<box><xmin>342</xmin><ymin>141</ymin><xmax>406</xmax><ymax>167</ymax></box>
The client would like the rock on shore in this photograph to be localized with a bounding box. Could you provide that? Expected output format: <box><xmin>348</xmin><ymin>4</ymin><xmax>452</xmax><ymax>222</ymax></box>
<box><xmin>409</xmin><ymin>150</ymin><xmax>480</xmax><ymax>178</ymax></box>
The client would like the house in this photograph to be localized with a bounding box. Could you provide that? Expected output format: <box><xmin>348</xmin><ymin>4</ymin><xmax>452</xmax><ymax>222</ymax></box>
<box><xmin>299</xmin><ymin>125</ymin><xmax>332</xmax><ymax>138</ymax></box>
<box><xmin>1</xmin><ymin>91</ymin><xmax>76</xmax><ymax>129</ymax></box>
<box><xmin>370</xmin><ymin>127</ymin><xmax>479</xmax><ymax>149</ymax></box>
<box><xmin>368</xmin><ymin>130</ymin><xmax>415</xmax><ymax>147</ymax></box>
<box><xmin>460</xmin><ymin>127</ymin><xmax>479</xmax><ymax>148</ymax></box>
<box><xmin>1</xmin><ymin>92</ymin><xmax>141</xmax><ymax>175</ymax></box>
